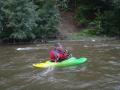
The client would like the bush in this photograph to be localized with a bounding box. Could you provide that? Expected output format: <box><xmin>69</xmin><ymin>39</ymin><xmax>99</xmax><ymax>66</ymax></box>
<box><xmin>93</xmin><ymin>0</ymin><xmax>120</xmax><ymax>37</ymax></box>
<box><xmin>0</xmin><ymin>0</ymin><xmax>38</xmax><ymax>43</ymax></box>
<box><xmin>0</xmin><ymin>0</ymin><xmax>60</xmax><ymax>43</ymax></box>
<box><xmin>75</xmin><ymin>4</ymin><xmax>96</xmax><ymax>26</ymax></box>
<box><xmin>74</xmin><ymin>0</ymin><xmax>120</xmax><ymax>37</ymax></box>
<box><xmin>100</xmin><ymin>10</ymin><xmax>120</xmax><ymax>37</ymax></box>
<box><xmin>56</xmin><ymin>0</ymin><xmax>69</xmax><ymax>11</ymax></box>
<box><xmin>34</xmin><ymin>0</ymin><xmax>60</xmax><ymax>40</ymax></box>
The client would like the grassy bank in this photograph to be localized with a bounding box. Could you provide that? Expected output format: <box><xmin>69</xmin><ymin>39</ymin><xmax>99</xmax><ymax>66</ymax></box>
<box><xmin>64</xmin><ymin>28</ymin><xmax>119</xmax><ymax>41</ymax></box>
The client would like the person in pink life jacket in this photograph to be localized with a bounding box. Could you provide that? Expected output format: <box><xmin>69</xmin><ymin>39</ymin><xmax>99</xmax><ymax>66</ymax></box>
<box><xmin>49</xmin><ymin>43</ymin><xmax>70</xmax><ymax>62</ymax></box>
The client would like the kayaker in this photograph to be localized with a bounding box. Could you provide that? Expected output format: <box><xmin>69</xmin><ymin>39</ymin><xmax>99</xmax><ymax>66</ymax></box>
<box><xmin>49</xmin><ymin>43</ymin><xmax>70</xmax><ymax>62</ymax></box>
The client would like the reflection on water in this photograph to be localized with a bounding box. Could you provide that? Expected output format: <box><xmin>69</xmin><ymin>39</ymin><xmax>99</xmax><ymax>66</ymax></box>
<box><xmin>0</xmin><ymin>39</ymin><xmax>120</xmax><ymax>90</ymax></box>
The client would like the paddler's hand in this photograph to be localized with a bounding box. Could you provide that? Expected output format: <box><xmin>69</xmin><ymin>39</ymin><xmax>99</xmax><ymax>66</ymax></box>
<box><xmin>64</xmin><ymin>49</ymin><xmax>69</xmax><ymax>54</ymax></box>
<box><xmin>64</xmin><ymin>49</ymin><xmax>72</xmax><ymax>57</ymax></box>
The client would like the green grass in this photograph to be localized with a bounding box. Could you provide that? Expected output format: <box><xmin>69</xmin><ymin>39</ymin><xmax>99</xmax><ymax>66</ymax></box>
<box><xmin>67</xmin><ymin>28</ymin><xmax>98</xmax><ymax>40</ymax></box>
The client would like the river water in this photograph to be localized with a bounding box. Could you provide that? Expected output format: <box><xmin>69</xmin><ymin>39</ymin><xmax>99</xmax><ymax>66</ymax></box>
<box><xmin>0</xmin><ymin>38</ymin><xmax>120</xmax><ymax>90</ymax></box>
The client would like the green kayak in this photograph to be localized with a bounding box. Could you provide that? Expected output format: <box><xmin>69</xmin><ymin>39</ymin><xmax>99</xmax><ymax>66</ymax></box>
<box><xmin>33</xmin><ymin>57</ymin><xmax>87</xmax><ymax>68</ymax></box>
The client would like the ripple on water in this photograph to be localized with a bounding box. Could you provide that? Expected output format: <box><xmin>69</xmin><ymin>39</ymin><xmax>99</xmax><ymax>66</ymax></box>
<box><xmin>108</xmin><ymin>60</ymin><xmax>120</xmax><ymax>66</ymax></box>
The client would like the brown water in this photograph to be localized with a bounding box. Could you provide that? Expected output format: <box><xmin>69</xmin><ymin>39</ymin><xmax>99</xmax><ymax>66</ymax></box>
<box><xmin>0</xmin><ymin>39</ymin><xmax>120</xmax><ymax>90</ymax></box>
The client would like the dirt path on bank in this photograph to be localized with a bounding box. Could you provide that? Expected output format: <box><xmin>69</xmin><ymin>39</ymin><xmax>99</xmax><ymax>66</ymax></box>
<box><xmin>57</xmin><ymin>12</ymin><xmax>78</xmax><ymax>39</ymax></box>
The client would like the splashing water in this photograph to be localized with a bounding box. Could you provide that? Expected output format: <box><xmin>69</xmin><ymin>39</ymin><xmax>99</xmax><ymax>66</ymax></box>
<box><xmin>16</xmin><ymin>47</ymin><xmax>34</xmax><ymax>50</ymax></box>
<box><xmin>40</xmin><ymin>66</ymin><xmax>55</xmax><ymax>76</ymax></box>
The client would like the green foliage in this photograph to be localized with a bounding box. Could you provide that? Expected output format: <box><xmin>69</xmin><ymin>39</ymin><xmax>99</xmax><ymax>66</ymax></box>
<box><xmin>82</xmin><ymin>29</ymin><xmax>98</xmax><ymax>36</ymax></box>
<box><xmin>75</xmin><ymin>5</ymin><xmax>95</xmax><ymax>25</ymax></box>
<box><xmin>95</xmin><ymin>0</ymin><xmax>120</xmax><ymax>37</ymax></box>
<box><xmin>0</xmin><ymin>0</ymin><xmax>60</xmax><ymax>43</ymax></box>
<box><xmin>56</xmin><ymin>0</ymin><xmax>69</xmax><ymax>11</ymax></box>
<box><xmin>74</xmin><ymin>0</ymin><xmax>120</xmax><ymax>37</ymax></box>
<box><xmin>76</xmin><ymin>28</ymin><xmax>98</xmax><ymax>36</ymax></box>
<box><xmin>68</xmin><ymin>28</ymin><xmax>98</xmax><ymax>40</ymax></box>
<box><xmin>100</xmin><ymin>10</ymin><xmax>120</xmax><ymax>37</ymax></box>
<box><xmin>89</xmin><ymin>11</ymin><xmax>104</xmax><ymax>35</ymax></box>
<box><xmin>0</xmin><ymin>0</ymin><xmax>38</xmax><ymax>42</ymax></box>
<box><xmin>33</xmin><ymin>0</ymin><xmax>60</xmax><ymax>39</ymax></box>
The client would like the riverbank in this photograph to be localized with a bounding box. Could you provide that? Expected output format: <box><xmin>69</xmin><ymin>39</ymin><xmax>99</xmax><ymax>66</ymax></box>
<box><xmin>0</xmin><ymin>35</ymin><xmax>119</xmax><ymax>45</ymax></box>
<box><xmin>0</xmin><ymin>11</ymin><xmax>119</xmax><ymax>45</ymax></box>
